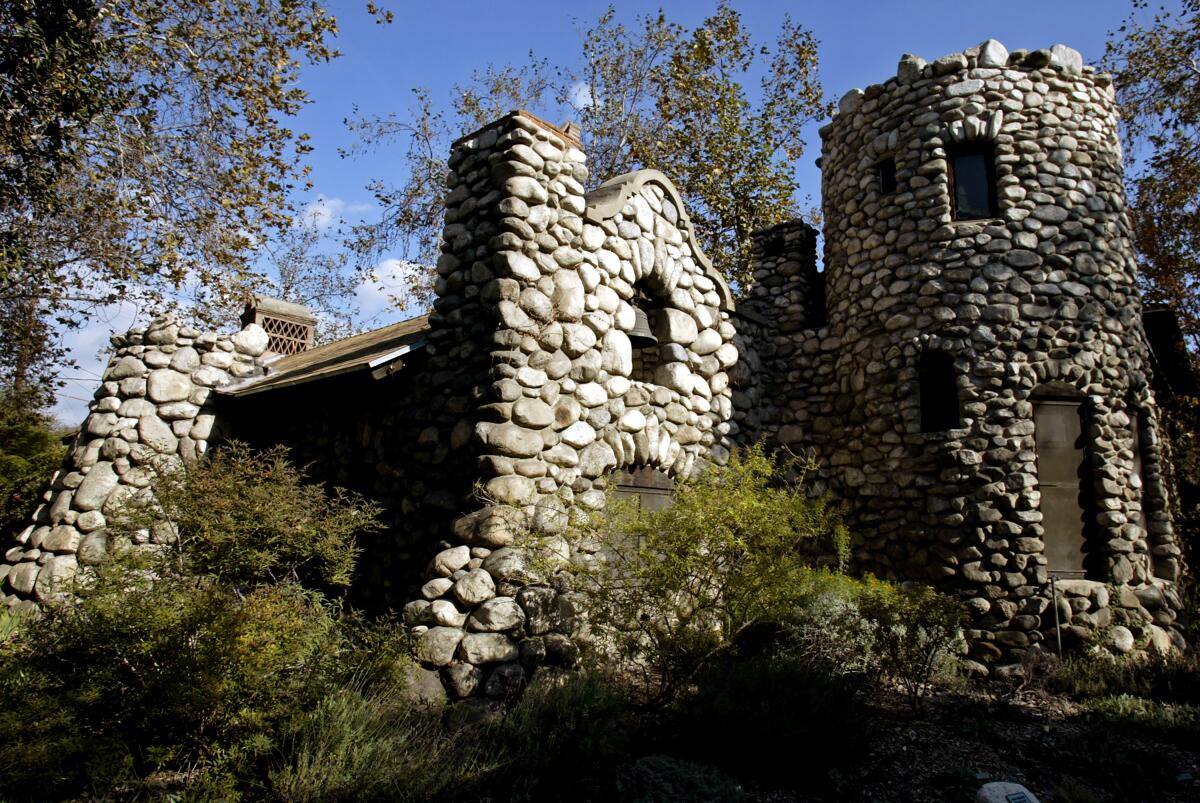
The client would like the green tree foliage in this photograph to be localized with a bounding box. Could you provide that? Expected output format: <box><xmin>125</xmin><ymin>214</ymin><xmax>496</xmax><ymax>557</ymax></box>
<box><xmin>0</xmin><ymin>0</ymin><xmax>109</xmax><ymax>220</ymax></box>
<box><xmin>633</xmin><ymin>6</ymin><xmax>827</xmax><ymax>288</ymax></box>
<box><xmin>124</xmin><ymin>443</ymin><xmax>381</xmax><ymax>591</ymax></box>
<box><xmin>349</xmin><ymin>3</ymin><xmax>830</xmax><ymax>308</ymax></box>
<box><xmin>0</xmin><ymin>444</ymin><xmax>385</xmax><ymax>799</ymax></box>
<box><xmin>1105</xmin><ymin>0</ymin><xmax>1200</xmax><ymax>339</ymax></box>
<box><xmin>574</xmin><ymin>445</ymin><xmax>849</xmax><ymax>702</ymax></box>
<box><xmin>0</xmin><ymin>396</ymin><xmax>65</xmax><ymax>538</ymax></box>
<box><xmin>0</xmin><ymin>0</ymin><xmax>347</xmax><ymax>401</ymax></box>
<box><xmin>855</xmin><ymin>581</ymin><xmax>966</xmax><ymax>709</ymax></box>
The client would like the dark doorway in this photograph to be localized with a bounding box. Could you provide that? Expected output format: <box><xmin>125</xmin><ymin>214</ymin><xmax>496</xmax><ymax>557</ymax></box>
<box><xmin>919</xmin><ymin>351</ymin><xmax>960</xmax><ymax>432</ymax></box>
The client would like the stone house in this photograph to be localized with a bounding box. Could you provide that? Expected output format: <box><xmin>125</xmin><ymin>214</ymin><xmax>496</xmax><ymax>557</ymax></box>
<box><xmin>1</xmin><ymin>39</ymin><xmax>1189</xmax><ymax>696</ymax></box>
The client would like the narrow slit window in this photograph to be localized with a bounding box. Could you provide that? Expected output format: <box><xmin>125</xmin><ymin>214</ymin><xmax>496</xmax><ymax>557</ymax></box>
<box><xmin>919</xmin><ymin>351</ymin><xmax>960</xmax><ymax>432</ymax></box>
<box><xmin>948</xmin><ymin>143</ymin><xmax>998</xmax><ymax>220</ymax></box>
<box><xmin>1129</xmin><ymin>412</ymin><xmax>1162</xmax><ymax>578</ymax></box>
<box><xmin>875</xmin><ymin>158</ymin><xmax>897</xmax><ymax>195</ymax></box>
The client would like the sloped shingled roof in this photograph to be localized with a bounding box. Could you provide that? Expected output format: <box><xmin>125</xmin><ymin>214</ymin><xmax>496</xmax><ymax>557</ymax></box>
<box><xmin>219</xmin><ymin>314</ymin><xmax>430</xmax><ymax>397</ymax></box>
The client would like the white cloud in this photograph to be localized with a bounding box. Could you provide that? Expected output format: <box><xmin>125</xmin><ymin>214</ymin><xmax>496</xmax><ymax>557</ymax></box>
<box><xmin>298</xmin><ymin>196</ymin><xmax>346</xmax><ymax>231</ymax></box>
<box><xmin>568</xmin><ymin>81</ymin><xmax>595</xmax><ymax>111</ymax></box>
<box><xmin>355</xmin><ymin>258</ymin><xmax>424</xmax><ymax>319</ymax></box>
<box><xmin>297</xmin><ymin>196</ymin><xmax>375</xmax><ymax>231</ymax></box>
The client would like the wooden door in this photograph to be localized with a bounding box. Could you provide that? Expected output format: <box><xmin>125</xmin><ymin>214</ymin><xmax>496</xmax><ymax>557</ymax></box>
<box><xmin>1034</xmin><ymin>401</ymin><xmax>1088</xmax><ymax>577</ymax></box>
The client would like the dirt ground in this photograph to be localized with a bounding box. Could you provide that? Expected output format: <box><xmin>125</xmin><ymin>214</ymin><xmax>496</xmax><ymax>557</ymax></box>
<box><xmin>749</xmin><ymin>684</ymin><xmax>1200</xmax><ymax>803</ymax></box>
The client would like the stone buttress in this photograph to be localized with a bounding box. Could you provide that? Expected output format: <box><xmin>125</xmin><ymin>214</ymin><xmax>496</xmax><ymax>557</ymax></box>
<box><xmin>405</xmin><ymin>112</ymin><xmax>742</xmax><ymax>699</ymax></box>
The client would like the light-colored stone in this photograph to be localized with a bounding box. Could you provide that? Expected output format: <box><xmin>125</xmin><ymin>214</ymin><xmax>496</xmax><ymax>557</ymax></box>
<box><xmin>233</xmin><ymin>324</ymin><xmax>269</xmax><ymax>356</ymax></box>
<box><xmin>430</xmin><ymin>599</ymin><xmax>469</xmax><ymax>627</ymax></box>
<box><xmin>976</xmin><ymin>781</ymin><xmax>1040</xmax><ymax>803</ymax></box>
<box><xmin>72</xmin><ymin>462</ymin><xmax>118</xmax><ymax>512</ymax></box>
<box><xmin>416</xmin><ymin>627</ymin><xmax>465</xmax><ymax>667</ymax></box>
<box><xmin>655</xmin><ymin>308</ymin><xmax>697</xmax><ymax>344</ymax></box>
<box><xmin>147</xmin><ymin>369</ymin><xmax>192</xmax><ymax>403</ymax></box>
<box><xmin>433</xmin><ymin>545</ymin><xmax>471</xmax><ymax>576</ymax></box>
<box><xmin>41</xmin><ymin>525</ymin><xmax>80</xmax><ymax>553</ymax></box>
<box><xmin>1109</xmin><ymin>625</ymin><xmax>1135</xmax><ymax>654</ymax></box>
<box><xmin>513</xmin><ymin>398</ymin><xmax>554</xmax><ymax>428</ymax></box>
<box><xmin>454</xmin><ymin>568</ymin><xmax>497</xmax><ymax>605</ymax></box>
<box><xmin>466</xmin><ymin>597</ymin><xmax>526</xmax><ymax>632</ymax></box>
<box><xmin>169</xmin><ymin>347</ymin><xmax>200</xmax><ymax>372</ymax></box>
<box><xmin>138</xmin><ymin>415</ymin><xmax>179</xmax><ymax>454</ymax></box>
<box><xmin>560</xmin><ymin>421</ymin><xmax>596</xmax><ymax>448</ymax></box>
<box><xmin>481</xmin><ymin>547</ymin><xmax>542</xmax><ymax>584</ymax></box>
<box><xmin>7</xmin><ymin>562</ymin><xmax>39</xmax><ymax>595</ymax></box>
<box><xmin>459</xmin><ymin>633</ymin><xmax>519</xmax><ymax>664</ymax></box>
<box><xmin>157</xmin><ymin>401</ymin><xmax>200</xmax><ymax>421</ymax></box>
<box><xmin>107</xmin><ymin>356</ymin><xmax>147</xmax><ymax>380</ymax></box>
<box><xmin>551</xmin><ymin>270</ymin><xmax>585</xmax><ymax>321</ymax></box>
<box><xmin>34</xmin><ymin>555</ymin><xmax>77</xmax><ymax>601</ymax></box>
<box><xmin>977</xmin><ymin>39</ymin><xmax>1009</xmax><ymax>68</ymax></box>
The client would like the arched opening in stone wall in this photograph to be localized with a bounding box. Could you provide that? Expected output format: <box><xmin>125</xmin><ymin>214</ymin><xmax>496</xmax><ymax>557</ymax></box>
<box><xmin>918</xmin><ymin>350</ymin><xmax>960</xmax><ymax>432</ymax></box>
<box><xmin>629</xmin><ymin>288</ymin><xmax>662</xmax><ymax>384</ymax></box>
<box><xmin>948</xmin><ymin>142</ymin><xmax>998</xmax><ymax>220</ymax></box>
<box><xmin>1033</xmin><ymin>396</ymin><xmax>1097</xmax><ymax>579</ymax></box>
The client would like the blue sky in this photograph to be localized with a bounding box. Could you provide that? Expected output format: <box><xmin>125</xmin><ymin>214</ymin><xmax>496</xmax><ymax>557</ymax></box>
<box><xmin>52</xmin><ymin>0</ymin><xmax>1152</xmax><ymax>423</ymax></box>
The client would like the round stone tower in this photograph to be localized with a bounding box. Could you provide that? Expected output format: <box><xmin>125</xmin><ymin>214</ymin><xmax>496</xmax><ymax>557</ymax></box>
<box><xmin>816</xmin><ymin>40</ymin><xmax>1183</xmax><ymax>659</ymax></box>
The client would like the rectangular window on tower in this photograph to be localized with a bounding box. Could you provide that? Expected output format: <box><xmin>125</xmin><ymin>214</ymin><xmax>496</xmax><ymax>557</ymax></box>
<box><xmin>875</xmin><ymin>158</ymin><xmax>897</xmax><ymax>195</ymax></box>
<box><xmin>948</xmin><ymin>143</ymin><xmax>998</xmax><ymax>220</ymax></box>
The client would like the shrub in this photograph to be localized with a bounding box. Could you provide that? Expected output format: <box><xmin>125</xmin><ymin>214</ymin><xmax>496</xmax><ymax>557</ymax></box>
<box><xmin>1047</xmin><ymin>650</ymin><xmax>1200</xmax><ymax>705</ymax></box>
<box><xmin>674</xmin><ymin>653</ymin><xmax>869</xmax><ymax>791</ymax></box>
<box><xmin>855</xmin><ymin>580</ymin><xmax>966</xmax><ymax>708</ymax></box>
<box><xmin>487</xmin><ymin>671</ymin><xmax>637</xmax><ymax>801</ymax></box>
<box><xmin>0</xmin><ymin>396</ymin><xmax>65</xmax><ymax>538</ymax></box>
<box><xmin>119</xmin><ymin>442</ymin><xmax>381</xmax><ymax>590</ymax></box>
<box><xmin>0</xmin><ymin>443</ymin><xmax>386</xmax><ymax>800</ymax></box>
<box><xmin>575</xmin><ymin>445</ymin><xmax>849</xmax><ymax>702</ymax></box>
<box><xmin>0</xmin><ymin>555</ymin><xmax>353</xmax><ymax>798</ymax></box>
<box><xmin>614</xmin><ymin>755</ymin><xmax>744</xmax><ymax>803</ymax></box>
<box><xmin>271</xmin><ymin>679</ymin><xmax>489</xmax><ymax>803</ymax></box>
<box><xmin>1084</xmin><ymin>694</ymin><xmax>1200</xmax><ymax>739</ymax></box>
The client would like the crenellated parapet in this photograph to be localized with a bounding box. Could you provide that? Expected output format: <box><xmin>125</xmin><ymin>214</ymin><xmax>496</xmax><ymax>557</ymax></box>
<box><xmin>746</xmin><ymin>38</ymin><xmax>1185</xmax><ymax>661</ymax></box>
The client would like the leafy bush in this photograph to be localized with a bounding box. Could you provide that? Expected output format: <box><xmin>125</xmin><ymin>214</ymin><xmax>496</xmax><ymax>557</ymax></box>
<box><xmin>674</xmin><ymin>653</ymin><xmax>869</xmax><ymax>791</ymax></box>
<box><xmin>271</xmin><ymin>678</ymin><xmax>489</xmax><ymax>803</ymax></box>
<box><xmin>0</xmin><ymin>569</ymin><xmax>344</xmax><ymax>798</ymax></box>
<box><xmin>490</xmin><ymin>671</ymin><xmax>638</xmax><ymax>801</ymax></box>
<box><xmin>575</xmin><ymin>445</ymin><xmax>849</xmax><ymax>702</ymax></box>
<box><xmin>0</xmin><ymin>396</ymin><xmax>65</xmax><ymax>538</ymax></box>
<box><xmin>1084</xmin><ymin>694</ymin><xmax>1200</xmax><ymax>738</ymax></box>
<box><xmin>1047</xmin><ymin>650</ymin><xmax>1200</xmax><ymax>705</ymax></box>
<box><xmin>856</xmin><ymin>581</ymin><xmax>966</xmax><ymax>708</ymax></box>
<box><xmin>614</xmin><ymin>755</ymin><xmax>744</xmax><ymax>803</ymax></box>
<box><xmin>120</xmin><ymin>442</ymin><xmax>381</xmax><ymax>590</ymax></box>
<box><xmin>0</xmin><ymin>443</ymin><xmax>386</xmax><ymax>800</ymax></box>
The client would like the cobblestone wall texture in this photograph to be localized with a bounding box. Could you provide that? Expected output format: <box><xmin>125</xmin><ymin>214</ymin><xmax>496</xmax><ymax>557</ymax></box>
<box><xmin>1</xmin><ymin>40</ymin><xmax>1186</xmax><ymax>696</ymax></box>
